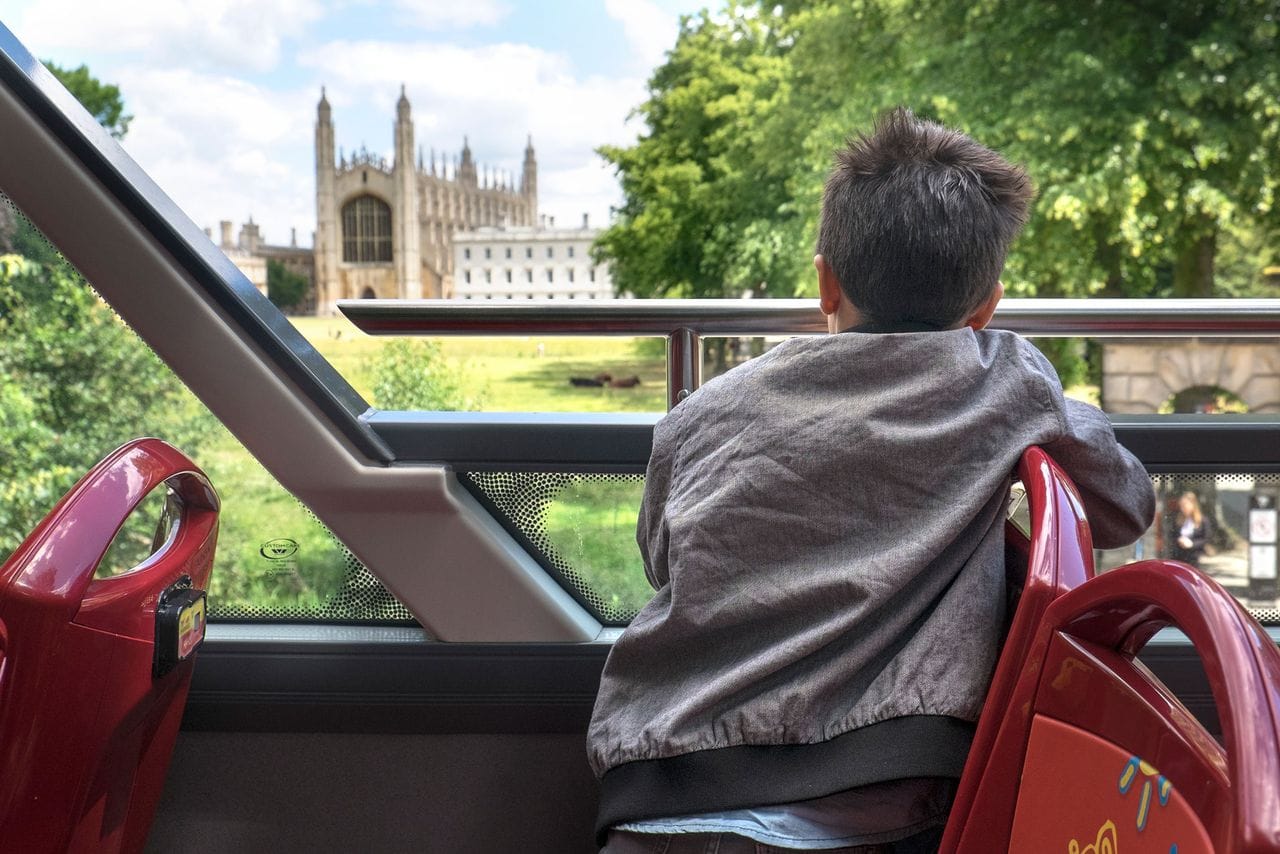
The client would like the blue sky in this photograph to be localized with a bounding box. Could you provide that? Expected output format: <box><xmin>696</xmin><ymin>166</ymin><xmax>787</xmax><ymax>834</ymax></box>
<box><xmin>3</xmin><ymin>0</ymin><xmax>707</xmax><ymax>247</ymax></box>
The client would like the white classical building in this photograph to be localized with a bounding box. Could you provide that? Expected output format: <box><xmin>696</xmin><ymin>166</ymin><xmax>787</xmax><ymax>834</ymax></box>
<box><xmin>452</xmin><ymin>217</ymin><xmax>613</xmax><ymax>301</ymax></box>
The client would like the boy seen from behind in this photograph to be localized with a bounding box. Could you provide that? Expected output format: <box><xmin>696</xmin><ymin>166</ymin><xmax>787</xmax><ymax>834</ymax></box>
<box><xmin>589</xmin><ymin>109</ymin><xmax>1156</xmax><ymax>853</ymax></box>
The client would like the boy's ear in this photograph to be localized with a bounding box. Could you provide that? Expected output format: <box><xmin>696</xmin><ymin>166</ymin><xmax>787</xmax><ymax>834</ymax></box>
<box><xmin>964</xmin><ymin>280</ymin><xmax>1005</xmax><ymax>331</ymax></box>
<box><xmin>815</xmin><ymin>254</ymin><xmax>842</xmax><ymax>317</ymax></box>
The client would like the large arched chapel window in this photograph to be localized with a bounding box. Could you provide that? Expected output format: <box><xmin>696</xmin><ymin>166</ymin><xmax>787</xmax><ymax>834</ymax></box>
<box><xmin>341</xmin><ymin>195</ymin><xmax>392</xmax><ymax>263</ymax></box>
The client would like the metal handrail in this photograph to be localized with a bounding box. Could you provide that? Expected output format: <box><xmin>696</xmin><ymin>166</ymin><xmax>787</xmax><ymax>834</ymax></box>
<box><xmin>339</xmin><ymin>297</ymin><xmax>1280</xmax><ymax>408</ymax></box>
<box><xmin>339</xmin><ymin>297</ymin><xmax>1280</xmax><ymax>337</ymax></box>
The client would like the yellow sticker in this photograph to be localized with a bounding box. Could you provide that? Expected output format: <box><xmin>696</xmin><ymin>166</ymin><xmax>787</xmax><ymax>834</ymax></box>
<box><xmin>177</xmin><ymin>596</ymin><xmax>206</xmax><ymax>659</ymax></box>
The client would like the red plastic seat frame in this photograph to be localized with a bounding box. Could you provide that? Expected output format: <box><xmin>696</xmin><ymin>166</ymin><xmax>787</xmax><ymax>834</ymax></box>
<box><xmin>942</xmin><ymin>449</ymin><xmax>1280</xmax><ymax>852</ymax></box>
<box><xmin>940</xmin><ymin>446</ymin><xmax>1097</xmax><ymax>851</ymax></box>
<box><xmin>0</xmin><ymin>439</ymin><xmax>219</xmax><ymax>854</ymax></box>
<box><xmin>1000</xmin><ymin>561</ymin><xmax>1280</xmax><ymax>852</ymax></box>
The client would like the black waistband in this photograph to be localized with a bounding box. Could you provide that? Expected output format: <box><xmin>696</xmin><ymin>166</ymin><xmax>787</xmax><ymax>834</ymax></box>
<box><xmin>595</xmin><ymin>714</ymin><xmax>975</xmax><ymax>843</ymax></box>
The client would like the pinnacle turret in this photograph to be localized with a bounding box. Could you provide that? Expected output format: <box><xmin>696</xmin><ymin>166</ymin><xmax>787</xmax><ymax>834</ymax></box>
<box><xmin>317</xmin><ymin>86</ymin><xmax>331</xmax><ymax>123</ymax></box>
<box><xmin>396</xmin><ymin>83</ymin><xmax>411</xmax><ymax>120</ymax></box>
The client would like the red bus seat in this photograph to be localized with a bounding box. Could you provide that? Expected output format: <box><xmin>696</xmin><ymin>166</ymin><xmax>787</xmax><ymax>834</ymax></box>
<box><xmin>942</xmin><ymin>459</ymin><xmax>1280</xmax><ymax>854</ymax></box>
<box><xmin>0</xmin><ymin>439</ymin><xmax>219</xmax><ymax>854</ymax></box>
<box><xmin>999</xmin><ymin>560</ymin><xmax>1280</xmax><ymax>852</ymax></box>
<box><xmin>941</xmin><ymin>446</ymin><xmax>1097</xmax><ymax>851</ymax></box>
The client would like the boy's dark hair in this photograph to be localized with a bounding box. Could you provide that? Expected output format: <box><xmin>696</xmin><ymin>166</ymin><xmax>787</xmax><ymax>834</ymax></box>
<box><xmin>816</xmin><ymin>108</ymin><xmax>1033</xmax><ymax>328</ymax></box>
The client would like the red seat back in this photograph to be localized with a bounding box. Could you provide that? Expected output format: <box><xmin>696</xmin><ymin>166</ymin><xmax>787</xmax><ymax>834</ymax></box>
<box><xmin>0</xmin><ymin>439</ymin><xmax>219</xmax><ymax>854</ymax></box>
<box><xmin>1004</xmin><ymin>560</ymin><xmax>1280</xmax><ymax>852</ymax></box>
<box><xmin>940</xmin><ymin>446</ymin><xmax>1096</xmax><ymax>852</ymax></box>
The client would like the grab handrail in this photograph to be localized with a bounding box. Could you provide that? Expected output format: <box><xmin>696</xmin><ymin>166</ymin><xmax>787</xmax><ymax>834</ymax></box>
<box><xmin>340</xmin><ymin>297</ymin><xmax>1280</xmax><ymax>408</ymax></box>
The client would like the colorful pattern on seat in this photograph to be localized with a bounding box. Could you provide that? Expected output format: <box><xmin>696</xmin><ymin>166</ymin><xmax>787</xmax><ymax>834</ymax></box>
<box><xmin>1009</xmin><ymin>716</ymin><xmax>1213</xmax><ymax>853</ymax></box>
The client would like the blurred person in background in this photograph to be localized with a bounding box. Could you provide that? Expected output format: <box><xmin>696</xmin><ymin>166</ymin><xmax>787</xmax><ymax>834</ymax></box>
<box><xmin>1171</xmin><ymin>491</ymin><xmax>1211</xmax><ymax>568</ymax></box>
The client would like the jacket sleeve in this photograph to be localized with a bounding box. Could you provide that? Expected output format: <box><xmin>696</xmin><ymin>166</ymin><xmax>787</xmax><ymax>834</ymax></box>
<box><xmin>1042</xmin><ymin>397</ymin><xmax>1156</xmax><ymax>550</ymax></box>
<box><xmin>636</xmin><ymin>407</ymin><xmax>683</xmax><ymax>590</ymax></box>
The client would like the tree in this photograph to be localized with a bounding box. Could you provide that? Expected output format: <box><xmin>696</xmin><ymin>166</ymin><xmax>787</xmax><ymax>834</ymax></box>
<box><xmin>913</xmin><ymin>0</ymin><xmax>1280</xmax><ymax>299</ymax></box>
<box><xmin>599</xmin><ymin>1</ymin><xmax>1280</xmax><ymax>302</ymax></box>
<box><xmin>367</xmin><ymin>340</ymin><xmax>479</xmax><ymax>411</ymax></box>
<box><xmin>0</xmin><ymin>255</ymin><xmax>211</xmax><ymax>555</ymax></box>
<box><xmin>594</xmin><ymin>9</ymin><xmax>802</xmax><ymax>302</ymax></box>
<box><xmin>267</xmin><ymin>259</ymin><xmax>309</xmax><ymax>312</ymax></box>
<box><xmin>43</xmin><ymin>61</ymin><xmax>132</xmax><ymax>140</ymax></box>
<box><xmin>0</xmin><ymin>65</ymin><xmax>208</xmax><ymax>559</ymax></box>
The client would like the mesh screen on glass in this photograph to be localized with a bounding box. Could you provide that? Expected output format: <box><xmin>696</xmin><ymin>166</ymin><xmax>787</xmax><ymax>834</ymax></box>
<box><xmin>459</xmin><ymin>471</ymin><xmax>650</xmax><ymax>624</ymax></box>
<box><xmin>466</xmin><ymin>470</ymin><xmax>1280</xmax><ymax>627</ymax></box>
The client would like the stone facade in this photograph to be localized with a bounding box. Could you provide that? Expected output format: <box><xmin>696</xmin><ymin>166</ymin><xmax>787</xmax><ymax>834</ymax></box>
<box><xmin>212</xmin><ymin>219</ymin><xmax>316</xmax><ymax>313</ymax></box>
<box><xmin>313</xmin><ymin>88</ymin><xmax>537</xmax><ymax>313</ymax></box>
<box><xmin>453</xmin><ymin>217</ymin><xmax>613</xmax><ymax>301</ymax></box>
<box><xmin>1102</xmin><ymin>339</ymin><xmax>1280</xmax><ymax>413</ymax></box>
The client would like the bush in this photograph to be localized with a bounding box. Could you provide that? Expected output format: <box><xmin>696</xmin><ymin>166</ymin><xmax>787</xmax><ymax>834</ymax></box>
<box><xmin>267</xmin><ymin>259</ymin><xmax>309</xmax><ymax>313</ymax></box>
<box><xmin>367</xmin><ymin>339</ymin><xmax>480</xmax><ymax>411</ymax></box>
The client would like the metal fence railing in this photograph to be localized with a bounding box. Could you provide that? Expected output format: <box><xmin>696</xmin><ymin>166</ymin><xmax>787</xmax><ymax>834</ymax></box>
<box><xmin>339</xmin><ymin>298</ymin><xmax>1280</xmax><ymax>409</ymax></box>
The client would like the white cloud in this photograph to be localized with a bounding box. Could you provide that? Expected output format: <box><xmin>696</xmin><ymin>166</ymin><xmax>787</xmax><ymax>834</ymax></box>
<box><xmin>14</xmin><ymin>0</ymin><xmax>325</xmax><ymax>73</ymax></box>
<box><xmin>390</xmin><ymin>0</ymin><xmax>510</xmax><ymax>30</ymax></box>
<box><xmin>112</xmin><ymin>68</ymin><xmax>317</xmax><ymax>246</ymax></box>
<box><xmin>539</xmin><ymin>160</ymin><xmax>624</xmax><ymax>230</ymax></box>
<box><xmin>604</xmin><ymin>0</ymin><xmax>678</xmax><ymax>71</ymax></box>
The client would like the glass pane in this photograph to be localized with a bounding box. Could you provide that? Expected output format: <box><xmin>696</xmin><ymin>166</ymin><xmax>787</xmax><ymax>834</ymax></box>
<box><xmin>0</xmin><ymin>194</ymin><xmax>411</xmax><ymax>624</ymax></box>
<box><xmin>703</xmin><ymin>335</ymin><xmax>1280</xmax><ymax>418</ymax></box>
<box><xmin>303</xmin><ymin>323</ymin><xmax>667</xmax><ymax>413</ymax></box>
<box><xmin>1093</xmin><ymin>338</ymin><xmax>1279</xmax><ymax>416</ymax></box>
<box><xmin>1096</xmin><ymin>473</ymin><xmax>1280</xmax><ymax>624</ymax></box>
<box><xmin>460</xmin><ymin>471</ymin><xmax>650</xmax><ymax>624</ymax></box>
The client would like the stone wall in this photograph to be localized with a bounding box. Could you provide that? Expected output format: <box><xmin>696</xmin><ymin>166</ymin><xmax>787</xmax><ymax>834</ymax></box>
<box><xmin>1102</xmin><ymin>339</ymin><xmax>1280</xmax><ymax>413</ymax></box>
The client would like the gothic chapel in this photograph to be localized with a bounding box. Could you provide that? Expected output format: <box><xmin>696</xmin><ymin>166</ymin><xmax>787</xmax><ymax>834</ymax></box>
<box><xmin>313</xmin><ymin>87</ymin><xmax>538</xmax><ymax>312</ymax></box>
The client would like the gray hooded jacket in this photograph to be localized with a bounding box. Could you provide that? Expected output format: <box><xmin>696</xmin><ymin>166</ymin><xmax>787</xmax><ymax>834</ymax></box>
<box><xmin>588</xmin><ymin>328</ymin><xmax>1155</xmax><ymax>832</ymax></box>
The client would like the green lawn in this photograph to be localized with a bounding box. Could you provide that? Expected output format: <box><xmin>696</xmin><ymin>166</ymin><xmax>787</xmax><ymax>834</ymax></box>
<box><xmin>288</xmin><ymin>315</ymin><xmax>669</xmax><ymax>412</ymax></box>
<box><xmin>539</xmin><ymin>476</ymin><xmax>652</xmax><ymax>621</ymax></box>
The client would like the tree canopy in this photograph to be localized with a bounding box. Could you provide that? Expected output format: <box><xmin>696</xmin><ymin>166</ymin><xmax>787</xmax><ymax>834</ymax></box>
<box><xmin>44</xmin><ymin>61</ymin><xmax>132</xmax><ymax>140</ymax></box>
<box><xmin>267</xmin><ymin>259</ymin><xmax>309</xmax><ymax>312</ymax></box>
<box><xmin>0</xmin><ymin>254</ymin><xmax>209</xmax><ymax>555</ymax></box>
<box><xmin>594</xmin><ymin>11</ymin><xmax>801</xmax><ymax>299</ymax></box>
<box><xmin>595</xmin><ymin>1</ymin><xmax>1280</xmax><ymax>302</ymax></box>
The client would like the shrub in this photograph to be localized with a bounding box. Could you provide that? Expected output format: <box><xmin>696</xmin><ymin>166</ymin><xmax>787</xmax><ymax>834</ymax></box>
<box><xmin>367</xmin><ymin>339</ymin><xmax>480</xmax><ymax>411</ymax></box>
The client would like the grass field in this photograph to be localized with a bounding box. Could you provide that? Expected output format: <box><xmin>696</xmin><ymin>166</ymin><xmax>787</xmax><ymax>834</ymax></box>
<box><xmin>289</xmin><ymin>315</ymin><xmax>669</xmax><ymax>412</ymax></box>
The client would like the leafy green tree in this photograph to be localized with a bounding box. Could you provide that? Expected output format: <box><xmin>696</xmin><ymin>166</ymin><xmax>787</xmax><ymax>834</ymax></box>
<box><xmin>0</xmin><ymin>254</ymin><xmax>211</xmax><ymax>556</ymax></box>
<box><xmin>267</xmin><ymin>259</ymin><xmax>309</xmax><ymax>312</ymax></box>
<box><xmin>594</xmin><ymin>9</ymin><xmax>800</xmax><ymax>301</ymax></box>
<box><xmin>0</xmin><ymin>66</ymin><xmax>210</xmax><ymax>560</ymax></box>
<box><xmin>598</xmin><ymin>1</ymin><xmax>1278</xmax><ymax>384</ymax></box>
<box><xmin>914</xmin><ymin>0</ymin><xmax>1280</xmax><ymax>298</ymax></box>
<box><xmin>601</xmin><ymin>1</ymin><xmax>1280</xmax><ymax>302</ymax></box>
<box><xmin>44</xmin><ymin>61</ymin><xmax>132</xmax><ymax>140</ymax></box>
